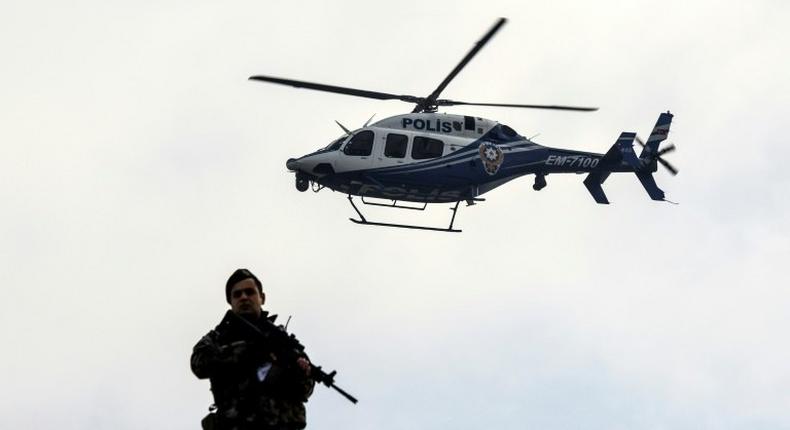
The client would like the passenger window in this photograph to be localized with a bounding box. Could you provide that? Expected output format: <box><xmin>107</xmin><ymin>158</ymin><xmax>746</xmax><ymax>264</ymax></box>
<box><xmin>343</xmin><ymin>130</ymin><xmax>373</xmax><ymax>156</ymax></box>
<box><xmin>385</xmin><ymin>134</ymin><xmax>408</xmax><ymax>158</ymax></box>
<box><xmin>412</xmin><ymin>136</ymin><xmax>444</xmax><ymax>159</ymax></box>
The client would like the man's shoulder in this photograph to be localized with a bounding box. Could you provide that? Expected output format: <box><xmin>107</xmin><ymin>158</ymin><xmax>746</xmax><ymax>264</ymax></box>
<box><xmin>254</xmin><ymin>311</ymin><xmax>278</xmax><ymax>328</ymax></box>
<box><xmin>195</xmin><ymin>313</ymin><xmax>236</xmax><ymax>345</ymax></box>
<box><xmin>193</xmin><ymin>328</ymin><xmax>221</xmax><ymax>348</ymax></box>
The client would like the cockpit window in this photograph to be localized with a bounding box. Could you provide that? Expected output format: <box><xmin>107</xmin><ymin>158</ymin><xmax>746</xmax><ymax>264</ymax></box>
<box><xmin>325</xmin><ymin>136</ymin><xmax>346</xmax><ymax>151</ymax></box>
<box><xmin>343</xmin><ymin>130</ymin><xmax>374</xmax><ymax>156</ymax></box>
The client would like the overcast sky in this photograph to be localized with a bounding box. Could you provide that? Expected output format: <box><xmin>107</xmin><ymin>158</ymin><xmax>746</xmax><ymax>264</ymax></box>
<box><xmin>2</xmin><ymin>1</ymin><xmax>789</xmax><ymax>429</ymax></box>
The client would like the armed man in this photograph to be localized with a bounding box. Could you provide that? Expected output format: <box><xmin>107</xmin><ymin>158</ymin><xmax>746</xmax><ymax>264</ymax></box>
<box><xmin>191</xmin><ymin>269</ymin><xmax>315</xmax><ymax>430</ymax></box>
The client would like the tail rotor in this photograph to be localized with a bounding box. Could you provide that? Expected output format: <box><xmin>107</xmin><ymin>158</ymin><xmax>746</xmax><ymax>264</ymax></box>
<box><xmin>635</xmin><ymin>136</ymin><xmax>679</xmax><ymax>175</ymax></box>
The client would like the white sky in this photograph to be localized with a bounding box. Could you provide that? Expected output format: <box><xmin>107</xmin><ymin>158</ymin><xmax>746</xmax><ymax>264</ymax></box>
<box><xmin>2</xmin><ymin>1</ymin><xmax>789</xmax><ymax>429</ymax></box>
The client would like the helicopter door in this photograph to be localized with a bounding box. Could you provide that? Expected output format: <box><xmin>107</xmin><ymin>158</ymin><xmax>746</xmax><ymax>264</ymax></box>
<box><xmin>337</xmin><ymin>130</ymin><xmax>375</xmax><ymax>171</ymax></box>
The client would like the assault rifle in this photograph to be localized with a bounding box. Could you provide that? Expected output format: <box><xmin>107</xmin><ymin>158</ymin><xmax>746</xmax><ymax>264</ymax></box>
<box><xmin>223</xmin><ymin>310</ymin><xmax>358</xmax><ymax>404</ymax></box>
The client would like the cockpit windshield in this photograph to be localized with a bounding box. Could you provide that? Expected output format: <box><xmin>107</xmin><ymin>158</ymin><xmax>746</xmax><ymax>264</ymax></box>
<box><xmin>500</xmin><ymin>124</ymin><xmax>519</xmax><ymax>138</ymax></box>
<box><xmin>323</xmin><ymin>135</ymin><xmax>346</xmax><ymax>151</ymax></box>
<box><xmin>490</xmin><ymin>123</ymin><xmax>521</xmax><ymax>141</ymax></box>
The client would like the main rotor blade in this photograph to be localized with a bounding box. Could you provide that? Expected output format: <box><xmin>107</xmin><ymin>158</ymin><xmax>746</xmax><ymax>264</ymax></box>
<box><xmin>249</xmin><ymin>75</ymin><xmax>422</xmax><ymax>103</ymax></box>
<box><xmin>424</xmin><ymin>18</ymin><xmax>507</xmax><ymax>105</ymax></box>
<box><xmin>436</xmin><ymin>99</ymin><xmax>598</xmax><ymax>112</ymax></box>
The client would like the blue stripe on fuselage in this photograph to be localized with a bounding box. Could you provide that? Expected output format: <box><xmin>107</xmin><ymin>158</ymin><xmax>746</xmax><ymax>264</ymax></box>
<box><xmin>318</xmin><ymin>126</ymin><xmax>548</xmax><ymax>201</ymax></box>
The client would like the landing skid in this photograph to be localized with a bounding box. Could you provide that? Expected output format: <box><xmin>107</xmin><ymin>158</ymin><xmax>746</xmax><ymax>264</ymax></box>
<box><xmin>360</xmin><ymin>196</ymin><xmax>427</xmax><ymax>211</ymax></box>
<box><xmin>347</xmin><ymin>196</ymin><xmax>462</xmax><ymax>233</ymax></box>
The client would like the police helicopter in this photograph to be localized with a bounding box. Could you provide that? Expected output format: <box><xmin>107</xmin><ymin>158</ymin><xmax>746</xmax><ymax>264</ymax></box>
<box><xmin>250</xmin><ymin>18</ymin><xmax>677</xmax><ymax>232</ymax></box>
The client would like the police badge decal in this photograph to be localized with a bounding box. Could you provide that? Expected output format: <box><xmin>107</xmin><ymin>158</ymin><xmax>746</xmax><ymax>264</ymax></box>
<box><xmin>478</xmin><ymin>142</ymin><xmax>504</xmax><ymax>175</ymax></box>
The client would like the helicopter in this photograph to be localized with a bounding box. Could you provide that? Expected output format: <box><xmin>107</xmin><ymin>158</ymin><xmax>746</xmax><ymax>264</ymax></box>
<box><xmin>249</xmin><ymin>18</ymin><xmax>677</xmax><ymax>232</ymax></box>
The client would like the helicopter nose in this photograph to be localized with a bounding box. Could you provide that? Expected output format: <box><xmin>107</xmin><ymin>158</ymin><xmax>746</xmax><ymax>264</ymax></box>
<box><xmin>286</xmin><ymin>158</ymin><xmax>300</xmax><ymax>171</ymax></box>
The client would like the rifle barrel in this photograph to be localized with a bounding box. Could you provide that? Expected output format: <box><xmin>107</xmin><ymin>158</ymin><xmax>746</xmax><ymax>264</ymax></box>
<box><xmin>331</xmin><ymin>384</ymin><xmax>358</xmax><ymax>404</ymax></box>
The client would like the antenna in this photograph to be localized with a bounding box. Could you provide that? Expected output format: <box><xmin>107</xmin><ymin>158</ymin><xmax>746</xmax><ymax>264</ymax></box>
<box><xmin>335</xmin><ymin>120</ymin><xmax>351</xmax><ymax>135</ymax></box>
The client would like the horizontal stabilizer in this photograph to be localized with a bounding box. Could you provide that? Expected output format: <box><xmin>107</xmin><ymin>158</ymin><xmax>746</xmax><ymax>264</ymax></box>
<box><xmin>598</xmin><ymin>132</ymin><xmax>636</xmax><ymax>168</ymax></box>
<box><xmin>617</xmin><ymin>133</ymin><xmax>641</xmax><ymax>170</ymax></box>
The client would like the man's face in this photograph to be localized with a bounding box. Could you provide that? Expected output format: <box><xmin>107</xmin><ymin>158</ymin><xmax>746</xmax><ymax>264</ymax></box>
<box><xmin>229</xmin><ymin>278</ymin><xmax>264</xmax><ymax>319</ymax></box>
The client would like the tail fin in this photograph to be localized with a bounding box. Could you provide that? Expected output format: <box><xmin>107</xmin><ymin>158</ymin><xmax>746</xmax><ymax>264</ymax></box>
<box><xmin>583</xmin><ymin>132</ymin><xmax>638</xmax><ymax>204</ymax></box>
<box><xmin>635</xmin><ymin>171</ymin><xmax>665</xmax><ymax>201</ymax></box>
<box><xmin>639</xmin><ymin>112</ymin><xmax>673</xmax><ymax>160</ymax></box>
<box><xmin>635</xmin><ymin>111</ymin><xmax>674</xmax><ymax>201</ymax></box>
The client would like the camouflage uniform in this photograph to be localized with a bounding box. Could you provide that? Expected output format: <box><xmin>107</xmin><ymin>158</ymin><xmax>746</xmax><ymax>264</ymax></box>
<box><xmin>192</xmin><ymin>311</ymin><xmax>314</xmax><ymax>430</ymax></box>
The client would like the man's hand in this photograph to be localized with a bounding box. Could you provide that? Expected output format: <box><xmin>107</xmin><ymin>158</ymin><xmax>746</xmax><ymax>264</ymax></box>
<box><xmin>296</xmin><ymin>357</ymin><xmax>311</xmax><ymax>376</ymax></box>
<box><xmin>215</xmin><ymin>340</ymin><xmax>252</xmax><ymax>365</ymax></box>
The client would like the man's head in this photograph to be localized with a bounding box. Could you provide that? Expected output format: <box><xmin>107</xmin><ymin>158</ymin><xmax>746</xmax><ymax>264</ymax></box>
<box><xmin>226</xmin><ymin>269</ymin><xmax>265</xmax><ymax>319</ymax></box>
